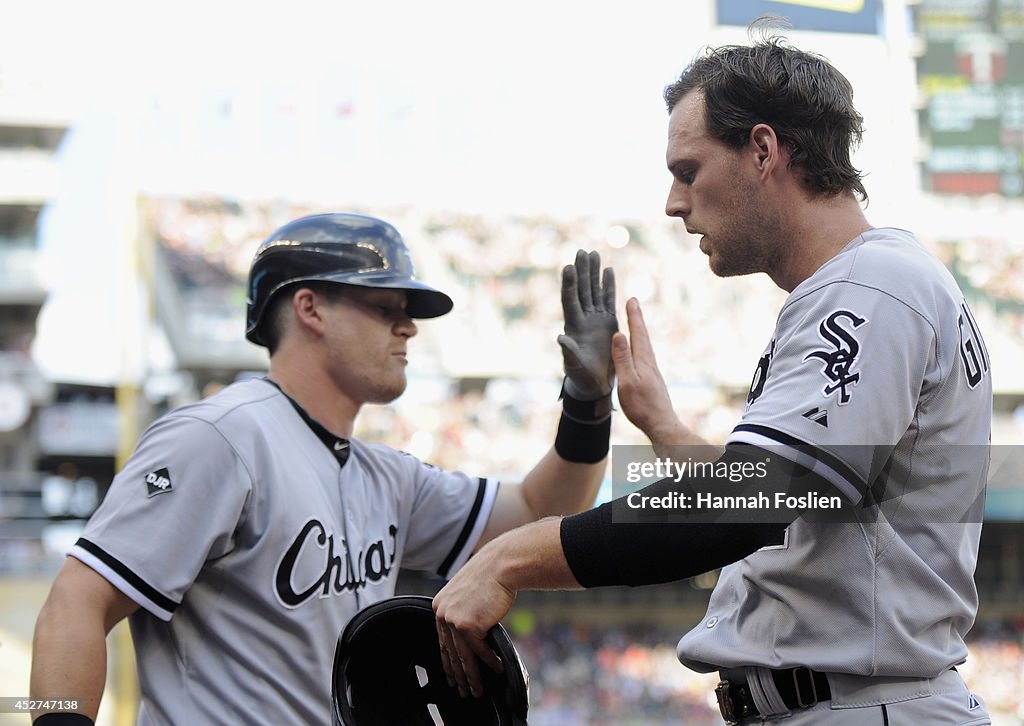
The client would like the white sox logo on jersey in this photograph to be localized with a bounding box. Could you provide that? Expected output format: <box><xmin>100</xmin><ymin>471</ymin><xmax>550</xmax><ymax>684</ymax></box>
<box><xmin>275</xmin><ymin>518</ymin><xmax>398</xmax><ymax>607</ymax></box>
<box><xmin>804</xmin><ymin>310</ymin><xmax>867</xmax><ymax>404</ymax></box>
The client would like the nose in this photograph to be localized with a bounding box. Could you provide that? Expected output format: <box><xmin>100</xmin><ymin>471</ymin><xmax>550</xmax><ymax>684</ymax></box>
<box><xmin>665</xmin><ymin>179</ymin><xmax>690</xmax><ymax>219</ymax></box>
<box><xmin>395</xmin><ymin>315</ymin><xmax>417</xmax><ymax>339</ymax></box>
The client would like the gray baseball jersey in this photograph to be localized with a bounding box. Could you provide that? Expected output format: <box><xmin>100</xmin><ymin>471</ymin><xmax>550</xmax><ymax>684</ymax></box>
<box><xmin>70</xmin><ymin>378</ymin><xmax>498</xmax><ymax>725</ymax></box>
<box><xmin>677</xmin><ymin>228</ymin><xmax>992</xmax><ymax>678</ymax></box>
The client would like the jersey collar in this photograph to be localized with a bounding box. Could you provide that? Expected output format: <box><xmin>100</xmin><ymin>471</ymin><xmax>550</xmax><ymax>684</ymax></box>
<box><xmin>263</xmin><ymin>378</ymin><xmax>350</xmax><ymax>467</ymax></box>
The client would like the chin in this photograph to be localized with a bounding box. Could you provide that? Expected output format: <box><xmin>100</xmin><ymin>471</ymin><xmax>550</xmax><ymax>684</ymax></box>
<box><xmin>709</xmin><ymin>254</ymin><xmax>756</xmax><ymax>279</ymax></box>
<box><xmin>373</xmin><ymin>379</ymin><xmax>407</xmax><ymax>404</ymax></box>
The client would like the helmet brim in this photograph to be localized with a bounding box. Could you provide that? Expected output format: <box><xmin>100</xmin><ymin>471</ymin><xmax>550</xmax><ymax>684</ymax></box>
<box><xmin>322</xmin><ymin>274</ymin><xmax>454</xmax><ymax>319</ymax></box>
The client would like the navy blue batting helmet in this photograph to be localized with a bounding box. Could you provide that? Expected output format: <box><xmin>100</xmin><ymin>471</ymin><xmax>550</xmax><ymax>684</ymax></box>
<box><xmin>245</xmin><ymin>213</ymin><xmax>453</xmax><ymax>347</ymax></box>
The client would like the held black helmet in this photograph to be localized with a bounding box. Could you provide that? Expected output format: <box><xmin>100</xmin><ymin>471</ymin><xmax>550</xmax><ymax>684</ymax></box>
<box><xmin>332</xmin><ymin>596</ymin><xmax>529</xmax><ymax>726</ymax></box>
<box><xmin>245</xmin><ymin>212</ymin><xmax>453</xmax><ymax>347</ymax></box>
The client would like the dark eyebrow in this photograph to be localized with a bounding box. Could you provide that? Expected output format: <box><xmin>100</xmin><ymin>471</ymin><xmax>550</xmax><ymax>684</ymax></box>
<box><xmin>667</xmin><ymin>160</ymin><xmax>695</xmax><ymax>176</ymax></box>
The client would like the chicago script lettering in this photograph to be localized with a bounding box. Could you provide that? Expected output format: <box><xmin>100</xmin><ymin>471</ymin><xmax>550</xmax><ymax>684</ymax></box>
<box><xmin>275</xmin><ymin>519</ymin><xmax>398</xmax><ymax>607</ymax></box>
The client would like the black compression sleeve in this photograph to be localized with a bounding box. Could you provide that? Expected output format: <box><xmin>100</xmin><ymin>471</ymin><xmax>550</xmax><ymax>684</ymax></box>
<box><xmin>559</xmin><ymin>444</ymin><xmax>832</xmax><ymax>588</ymax></box>
<box><xmin>561</xmin><ymin>502</ymin><xmax>786</xmax><ymax>587</ymax></box>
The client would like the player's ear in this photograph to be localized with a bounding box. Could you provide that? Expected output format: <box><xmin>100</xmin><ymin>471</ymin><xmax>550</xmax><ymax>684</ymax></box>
<box><xmin>292</xmin><ymin>287</ymin><xmax>328</xmax><ymax>337</ymax></box>
<box><xmin>749</xmin><ymin>123</ymin><xmax>782</xmax><ymax>179</ymax></box>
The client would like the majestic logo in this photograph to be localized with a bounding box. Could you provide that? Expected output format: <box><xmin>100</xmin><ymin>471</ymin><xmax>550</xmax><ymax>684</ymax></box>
<box><xmin>275</xmin><ymin>519</ymin><xmax>398</xmax><ymax>608</ymax></box>
<box><xmin>747</xmin><ymin>339</ymin><xmax>776</xmax><ymax>405</ymax></box>
<box><xmin>804</xmin><ymin>310</ymin><xmax>867</xmax><ymax>405</ymax></box>
<box><xmin>144</xmin><ymin>468</ymin><xmax>173</xmax><ymax>497</ymax></box>
<box><xmin>801</xmin><ymin>407</ymin><xmax>829</xmax><ymax>428</ymax></box>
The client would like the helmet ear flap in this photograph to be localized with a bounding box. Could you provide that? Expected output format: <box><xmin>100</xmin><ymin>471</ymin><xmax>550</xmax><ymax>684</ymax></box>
<box><xmin>332</xmin><ymin>596</ymin><xmax>529</xmax><ymax>726</ymax></box>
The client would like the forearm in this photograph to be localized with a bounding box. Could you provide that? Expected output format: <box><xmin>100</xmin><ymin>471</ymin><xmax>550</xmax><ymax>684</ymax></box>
<box><xmin>648</xmin><ymin>421</ymin><xmax>721</xmax><ymax>461</ymax></box>
<box><xmin>561</xmin><ymin>500</ymin><xmax>784</xmax><ymax>588</ymax></box>
<box><xmin>519</xmin><ymin>446</ymin><xmax>605</xmax><ymax>517</ymax></box>
<box><xmin>30</xmin><ymin>558</ymin><xmax>138</xmax><ymax>723</ymax></box>
<box><xmin>475</xmin><ymin>517</ymin><xmax>583</xmax><ymax>594</ymax></box>
<box><xmin>30</xmin><ymin>599</ymin><xmax>108</xmax><ymax>721</ymax></box>
<box><xmin>559</xmin><ymin>446</ymin><xmax>829</xmax><ymax>587</ymax></box>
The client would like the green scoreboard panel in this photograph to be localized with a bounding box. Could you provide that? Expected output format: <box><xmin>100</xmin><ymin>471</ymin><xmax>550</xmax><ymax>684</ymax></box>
<box><xmin>916</xmin><ymin>0</ymin><xmax>1024</xmax><ymax>196</ymax></box>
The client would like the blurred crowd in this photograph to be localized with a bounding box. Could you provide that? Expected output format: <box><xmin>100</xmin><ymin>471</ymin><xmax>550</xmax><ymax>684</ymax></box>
<box><xmin>149</xmin><ymin>195</ymin><xmax>787</xmax><ymax>388</ymax></box>
<box><xmin>959</xmin><ymin>618</ymin><xmax>1024</xmax><ymax>722</ymax></box>
<box><xmin>513</xmin><ymin>620</ymin><xmax>722</xmax><ymax>725</ymax></box>
<box><xmin>499</xmin><ymin>617</ymin><xmax>1024</xmax><ymax>725</ymax></box>
<box><xmin>148</xmin><ymin>193</ymin><xmax>1024</xmax><ymax>474</ymax></box>
<box><xmin>149</xmin><ymin>195</ymin><xmax>1023</xmax><ymax>391</ymax></box>
<box><xmin>938</xmin><ymin>237</ymin><xmax>1024</xmax><ymax>349</ymax></box>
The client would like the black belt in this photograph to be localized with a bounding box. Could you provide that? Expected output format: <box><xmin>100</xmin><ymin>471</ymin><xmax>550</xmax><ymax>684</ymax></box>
<box><xmin>715</xmin><ymin>666</ymin><xmax>831</xmax><ymax>724</ymax></box>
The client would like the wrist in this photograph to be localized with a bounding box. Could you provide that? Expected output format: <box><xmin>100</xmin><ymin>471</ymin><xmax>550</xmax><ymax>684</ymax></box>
<box><xmin>559</xmin><ymin>380</ymin><xmax>612</xmax><ymax>423</ymax></box>
<box><xmin>555</xmin><ymin>379</ymin><xmax>613</xmax><ymax>463</ymax></box>
<box><xmin>561</xmin><ymin>377</ymin><xmax>609</xmax><ymax>402</ymax></box>
<box><xmin>555</xmin><ymin>415</ymin><xmax>610</xmax><ymax>463</ymax></box>
<box><xmin>646</xmin><ymin>419</ymin><xmax>720</xmax><ymax>460</ymax></box>
<box><xmin>489</xmin><ymin>533</ymin><xmax>525</xmax><ymax>593</ymax></box>
<box><xmin>493</xmin><ymin>518</ymin><xmax>566</xmax><ymax>592</ymax></box>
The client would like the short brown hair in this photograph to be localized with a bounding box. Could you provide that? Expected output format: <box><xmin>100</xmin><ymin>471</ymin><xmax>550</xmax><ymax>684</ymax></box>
<box><xmin>261</xmin><ymin>282</ymin><xmax>350</xmax><ymax>355</ymax></box>
<box><xmin>663</xmin><ymin>34</ymin><xmax>867</xmax><ymax>201</ymax></box>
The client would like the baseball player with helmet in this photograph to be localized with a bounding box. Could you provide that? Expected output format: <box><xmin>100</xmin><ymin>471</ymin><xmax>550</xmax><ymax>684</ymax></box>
<box><xmin>30</xmin><ymin>212</ymin><xmax>616</xmax><ymax>725</ymax></box>
<box><xmin>434</xmin><ymin>35</ymin><xmax>994</xmax><ymax>725</ymax></box>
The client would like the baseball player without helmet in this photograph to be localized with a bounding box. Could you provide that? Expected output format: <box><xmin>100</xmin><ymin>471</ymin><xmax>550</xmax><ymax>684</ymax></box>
<box><xmin>332</xmin><ymin>596</ymin><xmax>529</xmax><ymax>726</ymax></box>
<box><xmin>245</xmin><ymin>212</ymin><xmax>454</xmax><ymax>346</ymax></box>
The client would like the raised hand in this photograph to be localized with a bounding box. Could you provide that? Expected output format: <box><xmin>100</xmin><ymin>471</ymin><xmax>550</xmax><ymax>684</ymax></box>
<box><xmin>612</xmin><ymin>298</ymin><xmax>686</xmax><ymax>446</ymax></box>
<box><xmin>558</xmin><ymin>250</ymin><xmax>617</xmax><ymax>401</ymax></box>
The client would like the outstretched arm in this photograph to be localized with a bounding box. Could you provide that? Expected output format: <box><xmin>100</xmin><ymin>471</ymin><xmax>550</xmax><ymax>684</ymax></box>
<box><xmin>31</xmin><ymin>557</ymin><xmax>139</xmax><ymax>723</ymax></box>
<box><xmin>476</xmin><ymin>250</ymin><xmax>617</xmax><ymax>546</ymax></box>
<box><xmin>436</xmin><ymin>447</ymin><xmax>796</xmax><ymax>697</ymax></box>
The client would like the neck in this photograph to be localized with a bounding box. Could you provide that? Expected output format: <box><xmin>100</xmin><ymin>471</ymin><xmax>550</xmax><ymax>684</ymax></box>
<box><xmin>771</xmin><ymin>193</ymin><xmax>872</xmax><ymax>292</ymax></box>
<box><xmin>268</xmin><ymin>351</ymin><xmax>358</xmax><ymax>438</ymax></box>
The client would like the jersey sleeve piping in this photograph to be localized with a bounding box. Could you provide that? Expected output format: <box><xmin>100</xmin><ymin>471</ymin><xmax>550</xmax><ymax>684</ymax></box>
<box><xmin>728</xmin><ymin>424</ymin><xmax>866</xmax><ymax>505</ymax></box>
<box><xmin>437</xmin><ymin>477</ymin><xmax>499</xmax><ymax>580</ymax></box>
<box><xmin>70</xmin><ymin>538</ymin><xmax>179</xmax><ymax>621</ymax></box>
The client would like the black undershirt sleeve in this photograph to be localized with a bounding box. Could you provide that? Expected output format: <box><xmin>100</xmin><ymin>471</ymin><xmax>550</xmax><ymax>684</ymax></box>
<box><xmin>559</xmin><ymin>444</ymin><xmax>832</xmax><ymax>588</ymax></box>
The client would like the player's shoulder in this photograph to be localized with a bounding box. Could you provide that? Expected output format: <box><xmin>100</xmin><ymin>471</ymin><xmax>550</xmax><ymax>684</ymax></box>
<box><xmin>159</xmin><ymin>377</ymin><xmax>283</xmax><ymax>430</ymax></box>
<box><xmin>349</xmin><ymin>438</ymin><xmax>432</xmax><ymax>471</ymax></box>
<box><xmin>793</xmin><ymin>227</ymin><xmax>960</xmax><ymax>315</ymax></box>
<box><xmin>847</xmin><ymin>227</ymin><xmax>946</xmax><ymax>279</ymax></box>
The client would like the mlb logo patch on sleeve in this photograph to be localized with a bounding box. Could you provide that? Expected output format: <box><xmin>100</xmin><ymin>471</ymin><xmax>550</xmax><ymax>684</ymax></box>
<box><xmin>145</xmin><ymin>468</ymin><xmax>173</xmax><ymax>497</ymax></box>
